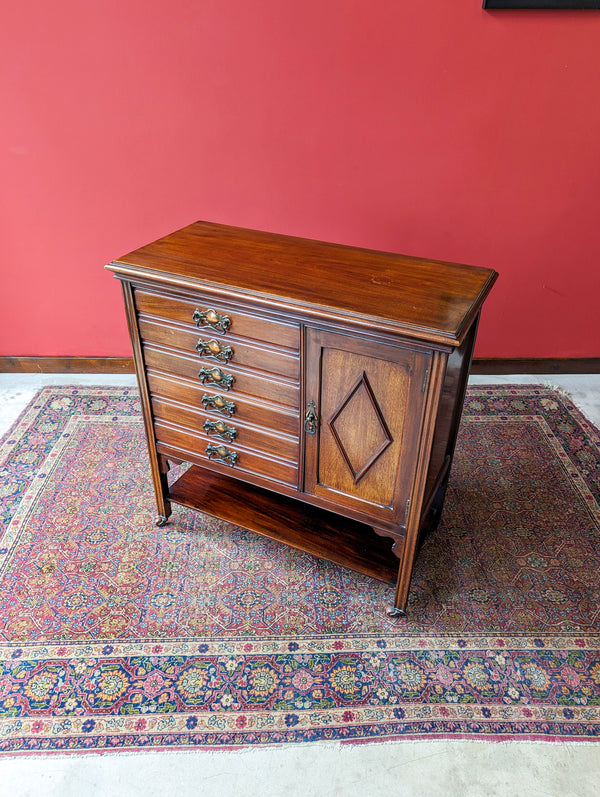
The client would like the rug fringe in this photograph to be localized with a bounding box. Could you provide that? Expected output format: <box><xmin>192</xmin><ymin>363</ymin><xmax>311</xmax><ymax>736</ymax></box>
<box><xmin>2</xmin><ymin>735</ymin><xmax>598</xmax><ymax>762</ymax></box>
<box><xmin>543</xmin><ymin>381</ymin><xmax>573</xmax><ymax>399</ymax></box>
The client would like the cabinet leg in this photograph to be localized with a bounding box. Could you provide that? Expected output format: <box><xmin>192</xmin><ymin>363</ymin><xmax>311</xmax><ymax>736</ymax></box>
<box><xmin>390</xmin><ymin>582</ymin><xmax>410</xmax><ymax>617</ymax></box>
<box><xmin>390</xmin><ymin>524</ymin><xmax>420</xmax><ymax>618</ymax></box>
<box><xmin>390</xmin><ymin>477</ymin><xmax>451</xmax><ymax>615</ymax></box>
<box><xmin>154</xmin><ymin>455</ymin><xmax>172</xmax><ymax>526</ymax></box>
<box><xmin>371</xmin><ymin>525</ymin><xmax>411</xmax><ymax>618</ymax></box>
<box><xmin>386</xmin><ymin>605</ymin><xmax>407</xmax><ymax>618</ymax></box>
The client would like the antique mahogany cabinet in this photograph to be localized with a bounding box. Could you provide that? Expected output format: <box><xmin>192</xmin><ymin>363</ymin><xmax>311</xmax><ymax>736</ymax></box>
<box><xmin>107</xmin><ymin>221</ymin><xmax>497</xmax><ymax>615</ymax></box>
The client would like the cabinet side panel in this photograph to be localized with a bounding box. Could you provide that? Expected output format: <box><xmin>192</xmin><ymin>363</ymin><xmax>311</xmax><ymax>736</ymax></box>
<box><xmin>421</xmin><ymin>313</ymin><xmax>480</xmax><ymax>519</ymax></box>
<box><xmin>120</xmin><ymin>279</ymin><xmax>171</xmax><ymax>520</ymax></box>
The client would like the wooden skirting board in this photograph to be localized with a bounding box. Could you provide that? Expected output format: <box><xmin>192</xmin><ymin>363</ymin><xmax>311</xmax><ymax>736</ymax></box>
<box><xmin>0</xmin><ymin>356</ymin><xmax>599</xmax><ymax>375</ymax></box>
<box><xmin>0</xmin><ymin>357</ymin><xmax>136</xmax><ymax>373</ymax></box>
<box><xmin>471</xmin><ymin>358</ymin><xmax>600</xmax><ymax>374</ymax></box>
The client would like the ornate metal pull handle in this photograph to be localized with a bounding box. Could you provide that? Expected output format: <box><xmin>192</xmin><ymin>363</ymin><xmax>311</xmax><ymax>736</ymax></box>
<box><xmin>195</xmin><ymin>337</ymin><xmax>233</xmax><ymax>363</ymax></box>
<box><xmin>203</xmin><ymin>418</ymin><xmax>237</xmax><ymax>442</ymax></box>
<box><xmin>304</xmin><ymin>400</ymin><xmax>318</xmax><ymax>434</ymax></box>
<box><xmin>198</xmin><ymin>367</ymin><xmax>234</xmax><ymax>391</ymax></box>
<box><xmin>206</xmin><ymin>443</ymin><xmax>238</xmax><ymax>467</ymax></box>
<box><xmin>201</xmin><ymin>393</ymin><xmax>236</xmax><ymax>417</ymax></box>
<box><xmin>193</xmin><ymin>307</ymin><xmax>231</xmax><ymax>334</ymax></box>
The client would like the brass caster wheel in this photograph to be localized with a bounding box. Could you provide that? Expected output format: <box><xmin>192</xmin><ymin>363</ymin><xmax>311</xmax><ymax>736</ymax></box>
<box><xmin>386</xmin><ymin>606</ymin><xmax>407</xmax><ymax>618</ymax></box>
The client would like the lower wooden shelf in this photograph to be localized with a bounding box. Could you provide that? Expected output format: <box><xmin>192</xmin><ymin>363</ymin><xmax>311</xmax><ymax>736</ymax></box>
<box><xmin>168</xmin><ymin>465</ymin><xmax>398</xmax><ymax>584</ymax></box>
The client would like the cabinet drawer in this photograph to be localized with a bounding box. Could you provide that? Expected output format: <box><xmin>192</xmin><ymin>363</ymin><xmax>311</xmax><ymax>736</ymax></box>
<box><xmin>143</xmin><ymin>345</ymin><xmax>299</xmax><ymax>408</ymax></box>
<box><xmin>151</xmin><ymin>395</ymin><xmax>299</xmax><ymax>463</ymax></box>
<box><xmin>134</xmin><ymin>289</ymin><xmax>300</xmax><ymax>350</ymax></box>
<box><xmin>154</xmin><ymin>420</ymin><xmax>298</xmax><ymax>488</ymax></box>
<box><xmin>147</xmin><ymin>372</ymin><xmax>299</xmax><ymax>438</ymax></box>
<box><xmin>137</xmin><ymin>317</ymin><xmax>299</xmax><ymax>381</ymax></box>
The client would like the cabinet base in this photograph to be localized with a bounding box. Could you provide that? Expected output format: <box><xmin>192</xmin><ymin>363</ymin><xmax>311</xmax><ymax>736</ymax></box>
<box><xmin>168</xmin><ymin>465</ymin><xmax>399</xmax><ymax>584</ymax></box>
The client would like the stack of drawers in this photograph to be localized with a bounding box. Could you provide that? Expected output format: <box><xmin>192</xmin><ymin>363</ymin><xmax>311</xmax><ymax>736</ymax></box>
<box><xmin>133</xmin><ymin>287</ymin><xmax>301</xmax><ymax>489</ymax></box>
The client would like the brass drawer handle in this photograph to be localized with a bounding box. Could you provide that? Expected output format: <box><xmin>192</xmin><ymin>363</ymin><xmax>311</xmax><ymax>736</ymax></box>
<box><xmin>206</xmin><ymin>443</ymin><xmax>238</xmax><ymax>467</ymax></box>
<box><xmin>198</xmin><ymin>367</ymin><xmax>234</xmax><ymax>390</ymax></box>
<box><xmin>203</xmin><ymin>418</ymin><xmax>238</xmax><ymax>442</ymax></box>
<box><xmin>193</xmin><ymin>307</ymin><xmax>231</xmax><ymax>334</ymax></box>
<box><xmin>304</xmin><ymin>400</ymin><xmax>318</xmax><ymax>434</ymax></box>
<box><xmin>195</xmin><ymin>337</ymin><xmax>233</xmax><ymax>363</ymax></box>
<box><xmin>201</xmin><ymin>393</ymin><xmax>236</xmax><ymax>417</ymax></box>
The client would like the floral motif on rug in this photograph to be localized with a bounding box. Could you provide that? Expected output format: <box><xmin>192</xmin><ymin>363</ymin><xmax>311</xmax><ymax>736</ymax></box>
<box><xmin>0</xmin><ymin>385</ymin><xmax>598</xmax><ymax>753</ymax></box>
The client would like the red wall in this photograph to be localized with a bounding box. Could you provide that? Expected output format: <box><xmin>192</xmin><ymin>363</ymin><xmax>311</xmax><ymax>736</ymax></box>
<box><xmin>2</xmin><ymin>1</ymin><xmax>599</xmax><ymax>358</ymax></box>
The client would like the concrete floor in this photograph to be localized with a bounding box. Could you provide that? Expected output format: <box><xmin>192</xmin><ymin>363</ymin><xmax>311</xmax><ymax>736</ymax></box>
<box><xmin>0</xmin><ymin>373</ymin><xmax>598</xmax><ymax>797</ymax></box>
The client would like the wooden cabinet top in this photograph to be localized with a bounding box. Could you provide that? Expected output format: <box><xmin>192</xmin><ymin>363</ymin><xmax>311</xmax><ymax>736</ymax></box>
<box><xmin>108</xmin><ymin>221</ymin><xmax>497</xmax><ymax>347</ymax></box>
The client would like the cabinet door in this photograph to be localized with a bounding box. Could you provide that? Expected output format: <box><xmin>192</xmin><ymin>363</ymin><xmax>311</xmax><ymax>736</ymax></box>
<box><xmin>304</xmin><ymin>328</ymin><xmax>430</xmax><ymax>524</ymax></box>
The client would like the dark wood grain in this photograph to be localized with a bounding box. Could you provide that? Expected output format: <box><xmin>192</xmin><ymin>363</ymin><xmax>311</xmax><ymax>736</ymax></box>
<box><xmin>169</xmin><ymin>465</ymin><xmax>398</xmax><ymax>583</ymax></box>
<box><xmin>109</xmin><ymin>221</ymin><xmax>497</xmax><ymax>346</ymax></box>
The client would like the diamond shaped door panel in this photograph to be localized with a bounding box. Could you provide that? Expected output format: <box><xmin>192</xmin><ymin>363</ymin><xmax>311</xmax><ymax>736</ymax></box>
<box><xmin>329</xmin><ymin>371</ymin><xmax>393</xmax><ymax>483</ymax></box>
<box><xmin>304</xmin><ymin>329</ymin><xmax>430</xmax><ymax>523</ymax></box>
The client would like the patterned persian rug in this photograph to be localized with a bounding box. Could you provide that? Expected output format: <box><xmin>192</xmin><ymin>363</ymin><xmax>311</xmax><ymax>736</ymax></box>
<box><xmin>0</xmin><ymin>385</ymin><xmax>598</xmax><ymax>754</ymax></box>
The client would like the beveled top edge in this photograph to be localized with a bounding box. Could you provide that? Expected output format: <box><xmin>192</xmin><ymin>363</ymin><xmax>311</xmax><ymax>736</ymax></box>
<box><xmin>107</xmin><ymin>220</ymin><xmax>498</xmax><ymax>347</ymax></box>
